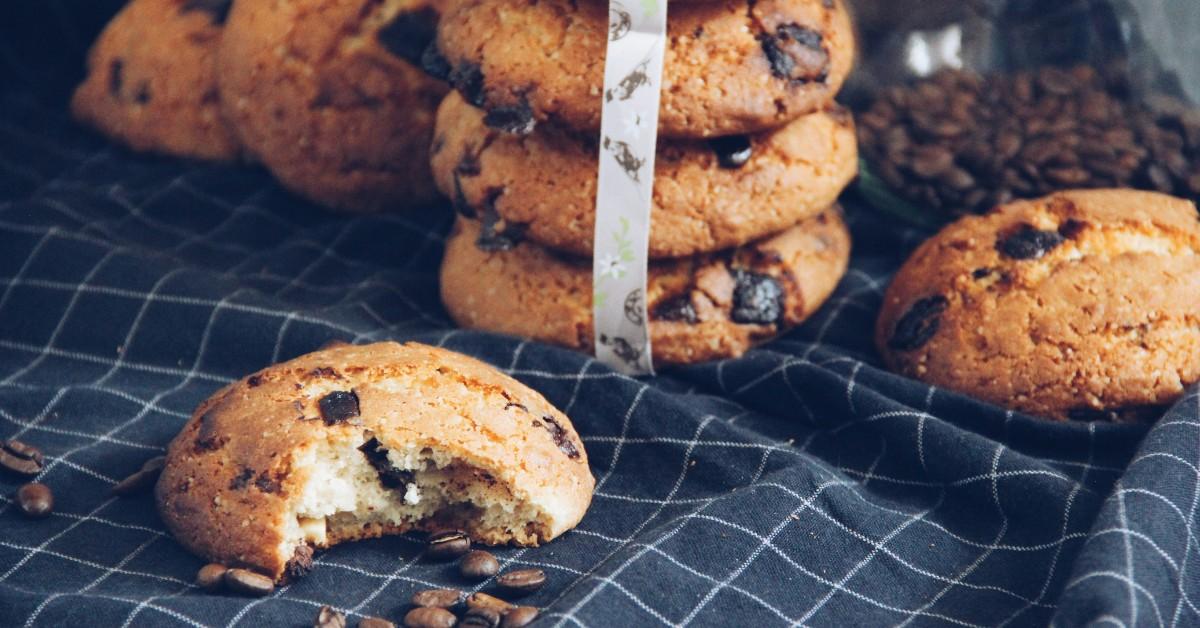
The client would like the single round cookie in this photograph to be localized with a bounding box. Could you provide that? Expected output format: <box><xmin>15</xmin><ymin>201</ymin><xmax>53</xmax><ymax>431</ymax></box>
<box><xmin>71</xmin><ymin>0</ymin><xmax>240</xmax><ymax>161</ymax></box>
<box><xmin>429</xmin><ymin>0</ymin><xmax>855</xmax><ymax>139</ymax></box>
<box><xmin>157</xmin><ymin>341</ymin><xmax>594</xmax><ymax>583</ymax></box>
<box><xmin>218</xmin><ymin>0</ymin><xmax>448</xmax><ymax>212</ymax></box>
<box><xmin>441</xmin><ymin>209</ymin><xmax>850</xmax><ymax>366</ymax></box>
<box><xmin>876</xmin><ymin>189</ymin><xmax>1200</xmax><ymax>422</ymax></box>
<box><xmin>431</xmin><ymin>91</ymin><xmax>858</xmax><ymax>259</ymax></box>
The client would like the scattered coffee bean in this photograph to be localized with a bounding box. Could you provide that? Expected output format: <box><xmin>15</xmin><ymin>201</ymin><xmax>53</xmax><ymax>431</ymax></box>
<box><xmin>426</xmin><ymin>530</ymin><xmax>471</xmax><ymax>560</ymax></box>
<box><xmin>708</xmin><ymin>136</ymin><xmax>754</xmax><ymax>169</ymax></box>
<box><xmin>0</xmin><ymin>439</ymin><xmax>45</xmax><ymax>477</ymax></box>
<box><xmin>411</xmin><ymin>588</ymin><xmax>463</xmax><ymax>608</ymax></box>
<box><xmin>16</xmin><ymin>482</ymin><xmax>53</xmax><ymax>518</ymax></box>
<box><xmin>995</xmin><ymin>225</ymin><xmax>1064</xmax><ymax>260</ymax></box>
<box><xmin>495</xmin><ymin>569</ymin><xmax>546</xmax><ymax>595</ymax></box>
<box><xmin>460</xmin><ymin>550</ymin><xmax>500</xmax><ymax>580</ymax></box>
<box><xmin>500</xmin><ymin>607</ymin><xmax>539</xmax><ymax>628</ymax></box>
<box><xmin>888</xmin><ymin>295</ymin><xmax>949</xmax><ymax>352</ymax></box>
<box><xmin>465</xmin><ymin>592</ymin><xmax>514</xmax><ymax>615</ymax></box>
<box><xmin>859</xmin><ymin>65</ymin><xmax>1200</xmax><ymax>217</ymax></box>
<box><xmin>359</xmin><ymin>617</ymin><xmax>394</xmax><ymax>628</ymax></box>
<box><xmin>112</xmin><ymin>455</ymin><xmax>166</xmax><ymax>496</ymax></box>
<box><xmin>196</xmin><ymin>563</ymin><xmax>228</xmax><ymax>592</ymax></box>
<box><xmin>315</xmin><ymin>605</ymin><xmax>347</xmax><ymax>628</ymax></box>
<box><xmin>403</xmin><ymin>607</ymin><xmax>456</xmax><ymax>628</ymax></box>
<box><xmin>318</xmin><ymin>391</ymin><xmax>361</xmax><ymax>425</ymax></box>
<box><xmin>459</xmin><ymin>607</ymin><xmax>501</xmax><ymax>628</ymax></box>
<box><xmin>223</xmin><ymin>568</ymin><xmax>274</xmax><ymax>597</ymax></box>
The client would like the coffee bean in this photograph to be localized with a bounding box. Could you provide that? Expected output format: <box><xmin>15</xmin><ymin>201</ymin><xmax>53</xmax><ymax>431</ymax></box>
<box><xmin>495</xmin><ymin>569</ymin><xmax>546</xmax><ymax>595</ymax></box>
<box><xmin>358</xmin><ymin>617</ymin><xmax>394</xmax><ymax>628</ymax></box>
<box><xmin>196</xmin><ymin>563</ymin><xmax>228</xmax><ymax>592</ymax></box>
<box><xmin>412</xmin><ymin>588</ymin><xmax>463</xmax><ymax>608</ymax></box>
<box><xmin>223</xmin><ymin>568</ymin><xmax>274</xmax><ymax>597</ymax></box>
<box><xmin>459</xmin><ymin>608</ymin><xmax>501</xmax><ymax>628</ymax></box>
<box><xmin>112</xmin><ymin>455</ymin><xmax>166</xmax><ymax>496</ymax></box>
<box><xmin>426</xmin><ymin>530</ymin><xmax>471</xmax><ymax>560</ymax></box>
<box><xmin>708</xmin><ymin>136</ymin><xmax>754</xmax><ymax>169</ymax></box>
<box><xmin>403</xmin><ymin>607</ymin><xmax>455</xmax><ymax>628</ymax></box>
<box><xmin>888</xmin><ymin>296</ymin><xmax>949</xmax><ymax>352</ymax></box>
<box><xmin>996</xmin><ymin>225</ymin><xmax>1064</xmax><ymax>260</ymax></box>
<box><xmin>465</xmin><ymin>592</ymin><xmax>514</xmax><ymax>615</ymax></box>
<box><xmin>315</xmin><ymin>605</ymin><xmax>347</xmax><ymax>628</ymax></box>
<box><xmin>460</xmin><ymin>550</ymin><xmax>500</xmax><ymax>580</ymax></box>
<box><xmin>500</xmin><ymin>607</ymin><xmax>539</xmax><ymax>628</ymax></box>
<box><xmin>0</xmin><ymin>439</ymin><xmax>44</xmax><ymax>477</ymax></box>
<box><xmin>859</xmin><ymin>65</ymin><xmax>1200</xmax><ymax>219</ymax></box>
<box><xmin>16</xmin><ymin>483</ymin><xmax>53</xmax><ymax>518</ymax></box>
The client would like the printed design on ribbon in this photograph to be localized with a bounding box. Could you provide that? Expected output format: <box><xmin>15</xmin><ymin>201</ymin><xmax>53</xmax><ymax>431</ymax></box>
<box><xmin>592</xmin><ymin>0</ymin><xmax>665</xmax><ymax>375</ymax></box>
<box><xmin>609</xmin><ymin>4</ymin><xmax>632</xmax><ymax>41</ymax></box>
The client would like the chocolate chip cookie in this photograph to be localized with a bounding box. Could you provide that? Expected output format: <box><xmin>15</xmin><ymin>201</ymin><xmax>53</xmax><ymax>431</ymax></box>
<box><xmin>157</xmin><ymin>341</ymin><xmax>594</xmax><ymax>583</ymax></box>
<box><xmin>429</xmin><ymin>0</ymin><xmax>854</xmax><ymax>139</ymax></box>
<box><xmin>877</xmin><ymin>189</ymin><xmax>1200</xmax><ymax>422</ymax></box>
<box><xmin>71</xmin><ymin>0</ymin><xmax>240</xmax><ymax>161</ymax></box>
<box><xmin>431</xmin><ymin>91</ymin><xmax>858</xmax><ymax>259</ymax></box>
<box><xmin>218</xmin><ymin>0</ymin><xmax>448</xmax><ymax>212</ymax></box>
<box><xmin>441</xmin><ymin>209</ymin><xmax>851</xmax><ymax>366</ymax></box>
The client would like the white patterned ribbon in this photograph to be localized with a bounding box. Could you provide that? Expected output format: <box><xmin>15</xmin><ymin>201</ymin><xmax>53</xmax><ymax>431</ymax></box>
<box><xmin>592</xmin><ymin>0</ymin><xmax>667</xmax><ymax>375</ymax></box>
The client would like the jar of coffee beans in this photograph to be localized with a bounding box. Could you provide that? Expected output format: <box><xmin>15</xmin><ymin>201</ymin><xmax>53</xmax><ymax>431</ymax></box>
<box><xmin>847</xmin><ymin>0</ymin><xmax>1200</xmax><ymax>225</ymax></box>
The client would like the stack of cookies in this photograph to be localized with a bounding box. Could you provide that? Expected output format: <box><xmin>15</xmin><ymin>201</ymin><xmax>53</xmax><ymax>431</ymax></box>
<box><xmin>429</xmin><ymin>0</ymin><xmax>859</xmax><ymax>365</ymax></box>
<box><xmin>72</xmin><ymin>0</ymin><xmax>449</xmax><ymax>213</ymax></box>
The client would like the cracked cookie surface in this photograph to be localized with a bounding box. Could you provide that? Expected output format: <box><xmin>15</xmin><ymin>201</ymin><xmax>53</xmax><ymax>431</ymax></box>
<box><xmin>876</xmin><ymin>189</ymin><xmax>1200</xmax><ymax>422</ymax></box>
<box><xmin>157</xmin><ymin>341</ymin><xmax>594</xmax><ymax>582</ymax></box>
<box><xmin>71</xmin><ymin>0</ymin><xmax>240</xmax><ymax>161</ymax></box>
<box><xmin>217</xmin><ymin>0</ymin><xmax>447</xmax><ymax>212</ymax></box>
<box><xmin>440</xmin><ymin>208</ymin><xmax>850</xmax><ymax>366</ymax></box>
<box><xmin>431</xmin><ymin>91</ymin><xmax>858</xmax><ymax>259</ymax></box>
<box><xmin>431</xmin><ymin>0</ymin><xmax>854</xmax><ymax>139</ymax></box>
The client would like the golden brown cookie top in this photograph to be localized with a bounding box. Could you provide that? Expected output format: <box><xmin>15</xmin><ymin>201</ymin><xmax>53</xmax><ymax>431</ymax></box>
<box><xmin>877</xmin><ymin>189</ymin><xmax>1200</xmax><ymax>421</ymax></box>
<box><xmin>217</xmin><ymin>0</ymin><xmax>448</xmax><ymax>212</ymax></box>
<box><xmin>71</xmin><ymin>0</ymin><xmax>240</xmax><ymax>160</ymax></box>
<box><xmin>157</xmin><ymin>342</ymin><xmax>593</xmax><ymax>581</ymax></box>
<box><xmin>431</xmin><ymin>0</ymin><xmax>855</xmax><ymax>139</ymax></box>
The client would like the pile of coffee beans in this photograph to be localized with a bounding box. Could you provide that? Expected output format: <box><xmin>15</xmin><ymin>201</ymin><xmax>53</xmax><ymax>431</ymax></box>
<box><xmin>302</xmin><ymin>530</ymin><xmax>543</xmax><ymax>628</ymax></box>
<box><xmin>859</xmin><ymin>65</ymin><xmax>1200</xmax><ymax>216</ymax></box>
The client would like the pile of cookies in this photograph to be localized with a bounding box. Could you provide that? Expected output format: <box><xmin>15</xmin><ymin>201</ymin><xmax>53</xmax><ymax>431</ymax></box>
<box><xmin>429</xmin><ymin>0</ymin><xmax>860</xmax><ymax>365</ymax></box>
<box><xmin>71</xmin><ymin>0</ymin><xmax>448</xmax><ymax>212</ymax></box>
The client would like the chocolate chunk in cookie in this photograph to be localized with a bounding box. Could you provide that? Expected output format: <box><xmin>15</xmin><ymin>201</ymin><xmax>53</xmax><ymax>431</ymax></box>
<box><xmin>887</xmin><ymin>296</ymin><xmax>948</xmax><ymax>351</ymax></box>
<box><xmin>996</xmin><ymin>225</ymin><xmax>1064</xmax><ymax>260</ymax></box>
<box><xmin>318</xmin><ymin>390</ymin><xmax>361</xmax><ymax>425</ymax></box>
<box><xmin>731</xmin><ymin>270</ymin><xmax>785</xmax><ymax>325</ymax></box>
<box><xmin>377</xmin><ymin>7</ymin><xmax>440</xmax><ymax>65</ymax></box>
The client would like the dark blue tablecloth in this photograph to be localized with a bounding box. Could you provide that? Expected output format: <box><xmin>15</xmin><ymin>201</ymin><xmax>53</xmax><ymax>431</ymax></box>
<box><xmin>1</xmin><ymin>4</ymin><xmax>1198</xmax><ymax>627</ymax></box>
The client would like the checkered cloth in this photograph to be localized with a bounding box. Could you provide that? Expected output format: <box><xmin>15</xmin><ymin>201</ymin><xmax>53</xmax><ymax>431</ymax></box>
<box><xmin>2</xmin><ymin>4</ymin><xmax>1199</xmax><ymax>627</ymax></box>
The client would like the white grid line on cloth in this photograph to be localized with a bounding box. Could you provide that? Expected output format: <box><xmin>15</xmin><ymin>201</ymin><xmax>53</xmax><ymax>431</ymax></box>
<box><xmin>1169</xmin><ymin>394</ymin><xmax>1200</xmax><ymax>626</ymax></box>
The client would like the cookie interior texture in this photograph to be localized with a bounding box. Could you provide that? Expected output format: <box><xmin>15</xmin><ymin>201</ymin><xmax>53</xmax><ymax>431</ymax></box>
<box><xmin>876</xmin><ymin>189</ymin><xmax>1200</xmax><ymax>421</ymax></box>
<box><xmin>157</xmin><ymin>342</ymin><xmax>593</xmax><ymax>582</ymax></box>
